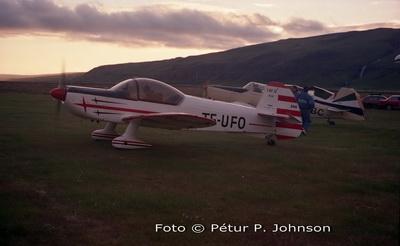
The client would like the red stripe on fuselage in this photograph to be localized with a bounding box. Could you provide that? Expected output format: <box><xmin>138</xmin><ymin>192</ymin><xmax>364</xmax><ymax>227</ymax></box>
<box><xmin>278</xmin><ymin>95</ymin><xmax>297</xmax><ymax>103</ymax></box>
<box><xmin>75</xmin><ymin>100</ymin><xmax>157</xmax><ymax>114</ymax></box>
<box><xmin>277</xmin><ymin>108</ymin><xmax>302</xmax><ymax>117</ymax></box>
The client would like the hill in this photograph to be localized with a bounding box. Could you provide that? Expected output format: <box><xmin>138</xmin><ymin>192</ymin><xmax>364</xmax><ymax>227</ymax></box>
<box><xmin>23</xmin><ymin>28</ymin><xmax>400</xmax><ymax>90</ymax></box>
<box><xmin>3</xmin><ymin>73</ymin><xmax>84</xmax><ymax>83</ymax></box>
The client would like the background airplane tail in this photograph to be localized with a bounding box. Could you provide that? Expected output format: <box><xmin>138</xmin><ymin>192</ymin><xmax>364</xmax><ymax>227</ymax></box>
<box><xmin>333</xmin><ymin>88</ymin><xmax>364</xmax><ymax>120</ymax></box>
<box><xmin>256</xmin><ymin>82</ymin><xmax>303</xmax><ymax>140</ymax></box>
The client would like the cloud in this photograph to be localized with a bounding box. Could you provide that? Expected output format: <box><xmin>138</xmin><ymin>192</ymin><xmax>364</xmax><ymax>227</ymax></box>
<box><xmin>282</xmin><ymin>18</ymin><xmax>328</xmax><ymax>35</ymax></box>
<box><xmin>0</xmin><ymin>0</ymin><xmax>281</xmax><ymax>49</ymax></box>
<box><xmin>0</xmin><ymin>0</ymin><xmax>398</xmax><ymax>50</ymax></box>
<box><xmin>254</xmin><ymin>3</ymin><xmax>276</xmax><ymax>8</ymax></box>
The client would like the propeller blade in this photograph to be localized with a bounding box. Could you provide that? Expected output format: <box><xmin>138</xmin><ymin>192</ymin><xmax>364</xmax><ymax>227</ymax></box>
<box><xmin>55</xmin><ymin>61</ymin><xmax>66</xmax><ymax>120</ymax></box>
<box><xmin>202</xmin><ymin>79</ymin><xmax>210</xmax><ymax>98</ymax></box>
<box><xmin>59</xmin><ymin>61</ymin><xmax>66</xmax><ymax>89</ymax></box>
<box><xmin>56</xmin><ymin>100</ymin><xmax>61</xmax><ymax>120</ymax></box>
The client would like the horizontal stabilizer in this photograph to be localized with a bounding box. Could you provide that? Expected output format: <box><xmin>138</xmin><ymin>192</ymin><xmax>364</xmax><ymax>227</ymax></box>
<box><xmin>327</xmin><ymin>107</ymin><xmax>348</xmax><ymax>113</ymax></box>
<box><xmin>258</xmin><ymin>112</ymin><xmax>302</xmax><ymax>124</ymax></box>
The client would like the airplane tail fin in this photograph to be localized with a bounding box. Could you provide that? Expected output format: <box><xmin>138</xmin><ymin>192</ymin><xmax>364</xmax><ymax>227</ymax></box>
<box><xmin>333</xmin><ymin>88</ymin><xmax>364</xmax><ymax>120</ymax></box>
<box><xmin>256</xmin><ymin>82</ymin><xmax>303</xmax><ymax>140</ymax></box>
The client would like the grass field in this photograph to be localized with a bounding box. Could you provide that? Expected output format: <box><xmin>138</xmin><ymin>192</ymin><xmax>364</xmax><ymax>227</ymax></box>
<box><xmin>0</xmin><ymin>92</ymin><xmax>399</xmax><ymax>245</ymax></box>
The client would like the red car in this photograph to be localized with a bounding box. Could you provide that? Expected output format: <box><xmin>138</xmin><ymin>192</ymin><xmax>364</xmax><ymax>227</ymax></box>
<box><xmin>379</xmin><ymin>95</ymin><xmax>400</xmax><ymax>110</ymax></box>
<box><xmin>362</xmin><ymin>94</ymin><xmax>387</xmax><ymax>109</ymax></box>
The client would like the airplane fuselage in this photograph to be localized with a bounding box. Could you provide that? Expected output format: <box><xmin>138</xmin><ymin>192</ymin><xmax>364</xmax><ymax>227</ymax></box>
<box><xmin>64</xmin><ymin>87</ymin><xmax>275</xmax><ymax>134</ymax></box>
<box><xmin>310</xmin><ymin>99</ymin><xmax>364</xmax><ymax>121</ymax></box>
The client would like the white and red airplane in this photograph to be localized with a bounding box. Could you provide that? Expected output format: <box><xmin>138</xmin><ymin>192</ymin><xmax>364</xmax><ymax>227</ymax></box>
<box><xmin>50</xmin><ymin>78</ymin><xmax>302</xmax><ymax>149</ymax></box>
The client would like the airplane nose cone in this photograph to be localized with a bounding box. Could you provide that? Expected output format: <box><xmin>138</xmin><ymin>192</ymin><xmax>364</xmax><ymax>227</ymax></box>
<box><xmin>50</xmin><ymin>88</ymin><xmax>67</xmax><ymax>101</ymax></box>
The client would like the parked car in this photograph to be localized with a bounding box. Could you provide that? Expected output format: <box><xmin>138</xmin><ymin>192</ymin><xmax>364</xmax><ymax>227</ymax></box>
<box><xmin>379</xmin><ymin>95</ymin><xmax>400</xmax><ymax>110</ymax></box>
<box><xmin>362</xmin><ymin>94</ymin><xmax>387</xmax><ymax>109</ymax></box>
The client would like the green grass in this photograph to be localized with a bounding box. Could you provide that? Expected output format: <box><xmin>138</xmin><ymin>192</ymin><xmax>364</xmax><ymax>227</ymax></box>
<box><xmin>0</xmin><ymin>92</ymin><xmax>399</xmax><ymax>245</ymax></box>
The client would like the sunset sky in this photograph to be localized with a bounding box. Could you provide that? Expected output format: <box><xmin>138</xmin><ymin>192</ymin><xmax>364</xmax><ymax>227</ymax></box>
<box><xmin>0</xmin><ymin>0</ymin><xmax>399</xmax><ymax>75</ymax></box>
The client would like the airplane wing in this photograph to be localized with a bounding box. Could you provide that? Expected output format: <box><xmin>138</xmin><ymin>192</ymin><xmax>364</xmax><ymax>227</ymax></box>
<box><xmin>122</xmin><ymin>113</ymin><xmax>216</xmax><ymax>130</ymax></box>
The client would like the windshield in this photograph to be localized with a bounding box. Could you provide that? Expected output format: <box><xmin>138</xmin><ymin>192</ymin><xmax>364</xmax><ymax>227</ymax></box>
<box><xmin>243</xmin><ymin>82</ymin><xmax>265</xmax><ymax>93</ymax></box>
<box><xmin>111</xmin><ymin>79</ymin><xmax>138</xmax><ymax>100</ymax></box>
<box><xmin>111</xmin><ymin>78</ymin><xmax>184</xmax><ymax>105</ymax></box>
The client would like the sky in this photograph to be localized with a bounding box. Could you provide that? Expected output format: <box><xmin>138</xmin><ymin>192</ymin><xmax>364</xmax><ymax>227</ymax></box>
<box><xmin>0</xmin><ymin>0</ymin><xmax>399</xmax><ymax>75</ymax></box>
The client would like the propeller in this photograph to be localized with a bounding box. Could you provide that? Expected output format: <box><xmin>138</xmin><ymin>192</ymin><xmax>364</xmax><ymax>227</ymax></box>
<box><xmin>59</xmin><ymin>61</ymin><xmax>66</xmax><ymax>89</ymax></box>
<box><xmin>202</xmin><ymin>79</ymin><xmax>210</xmax><ymax>98</ymax></box>
<box><xmin>51</xmin><ymin>62</ymin><xmax>67</xmax><ymax>120</ymax></box>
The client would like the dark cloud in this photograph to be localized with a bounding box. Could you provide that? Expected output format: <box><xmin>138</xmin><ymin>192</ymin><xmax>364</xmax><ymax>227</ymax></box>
<box><xmin>0</xmin><ymin>0</ymin><xmax>283</xmax><ymax>49</ymax></box>
<box><xmin>1</xmin><ymin>0</ymin><xmax>397</xmax><ymax>50</ymax></box>
<box><xmin>0</xmin><ymin>0</ymin><xmax>73</xmax><ymax>30</ymax></box>
<box><xmin>0</xmin><ymin>0</ymin><xmax>282</xmax><ymax>48</ymax></box>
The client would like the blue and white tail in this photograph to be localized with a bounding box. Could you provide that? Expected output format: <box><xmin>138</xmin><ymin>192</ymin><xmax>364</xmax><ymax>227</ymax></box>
<box><xmin>256</xmin><ymin>82</ymin><xmax>303</xmax><ymax>140</ymax></box>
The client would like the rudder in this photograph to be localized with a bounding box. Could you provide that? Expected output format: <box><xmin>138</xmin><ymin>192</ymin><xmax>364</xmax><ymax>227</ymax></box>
<box><xmin>333</xmin><ymin>88</ymin><xmax>364</xmax><ymax>119</ymax></box>
<box><xmin>257</xmin><ymin>82</ymin><xmax>303</xmax><ymax>140</ymax></box>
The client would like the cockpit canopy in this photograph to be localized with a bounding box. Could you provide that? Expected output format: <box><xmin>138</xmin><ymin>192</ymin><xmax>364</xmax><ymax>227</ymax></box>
<box><xmin>309</xmin><ymin>86</ymin><xmax>334</xmax><ymax>100</ymax></box>
<box><xmin>243</xmin><ymin>82</ymin><xmax>266</xmax><ymax>93</ymax></box>
<box><xmin>111</xmin><ymin>78</ymin><xmax>184</xmax><ymax>105</ymax></box>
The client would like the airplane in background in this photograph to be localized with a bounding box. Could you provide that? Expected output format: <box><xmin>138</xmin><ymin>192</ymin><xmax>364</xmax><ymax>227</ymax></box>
<box><xmin>304</xmin><ymin>85</ymin><xmax>364</xmax><ymax>124</ymax></box>
<box><xmin>50</xmin><ymin>78</ymin><xmax>303</xmax><ymax>149</ymax></box>
<box><xmin>206</xmin><ymin>82</ymin><xmax>364</xmax><ymax>125</ymax></box>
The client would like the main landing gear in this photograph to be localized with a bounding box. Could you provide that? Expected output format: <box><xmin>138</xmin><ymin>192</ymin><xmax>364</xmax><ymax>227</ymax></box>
<box><xmin>327</xmin><ymin>119</ymin><xmax>335</xmax><ymax>125</ymax></box>
<box><xmin>92</xmin><ymin>121</ymin><xmax>152</xmax><ymax>149</ymax></box>
<box><xmin>265</xmin><ymin>134</ymin><xmax>276</xmax><ymax>146</ymax></box>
